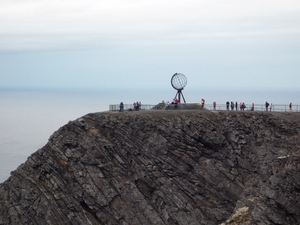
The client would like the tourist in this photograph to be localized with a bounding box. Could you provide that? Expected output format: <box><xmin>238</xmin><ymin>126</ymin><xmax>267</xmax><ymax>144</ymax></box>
<box><xmin>213</xmin><ymin>101</ymin><xmax>216</xmax><ymax>110</ymax></box>
<box><xmin>235</xmin><ymin>101</ymin><xmax>238</xmax><ymax>110</ymax></box>
<box><xmin>265</xmin><ymin>101</ymin><xmax>269</xmax><ymax>111</ymax></box>
<box><xmin>201</xmin><ymin>98</ymin><xmax>205</xmax><ymax>108</ymax></box>
<box><xmin>165</xmin><ymin>101</ymin><xmax>169</xmax><ymax>110</ymax></box>
<box><xmin>226</xmin><ymin>101</ymin><xmax>230</xmax><ymax>110</ymax></box>
<box><xmin>119</xmin><ymin>102</ymin><xmax>124</xmax><ymax>112</ymax></box>
<box><xmin>241</xmin><ymin>102</ymin><xmax>246</xmax><ymax>111</ymax></box>
<box><xmin>133</xmin><ymin>101</ymin><xmax>141</xmax><ymax>111</ymax></box>
<box><xmin>289</xmin><ymin>102</ymin><xmax>292</xmax><ymax>111</ymax></box>
<box><xmin>231</xmin><ymin>101</ymin><xmax>234</xmax><ymax>110</ymax></box>
<box><xmin>251</xmin><ymin>103</ymin><xmax>254</xmax><ymax>111</ymax></box>
<box><xmin>172</xmin><ymin>98</ymin><xmax>179</xmax><ymax>109</ymax></box>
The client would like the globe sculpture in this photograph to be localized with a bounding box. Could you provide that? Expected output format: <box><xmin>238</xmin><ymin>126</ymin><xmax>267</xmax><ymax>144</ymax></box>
<box><xmin>171</xmin><ymin>73</ymin><xmax>187</xmax><ymax>103</ymax></box>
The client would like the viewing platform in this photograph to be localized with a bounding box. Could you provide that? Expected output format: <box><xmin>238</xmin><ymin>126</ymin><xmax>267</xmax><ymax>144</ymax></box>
<box><xmin>109</xmin><ymin>103</ymin><xmax>300</xmax><ymax>112</ymax></box>
<box><xmin>109</xmin><ymin>103</ymin><xmax>206</xmax><ymax>111</ymax></box>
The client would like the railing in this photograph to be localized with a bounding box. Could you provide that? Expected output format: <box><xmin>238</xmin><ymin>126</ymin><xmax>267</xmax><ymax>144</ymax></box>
<box><xmin>109</xmin><ymin>103</ymin><xmax>299</xmax><ymax>112</ymax></box>
<box><xmin>206</xmin><ymin>103</ymin><xmax>299</xmax><ymax>112</ymax></box>
<box><xmin>109</xmin><ymin>104</ymin><xmax>156</xmax><ymax>111</ymax></box>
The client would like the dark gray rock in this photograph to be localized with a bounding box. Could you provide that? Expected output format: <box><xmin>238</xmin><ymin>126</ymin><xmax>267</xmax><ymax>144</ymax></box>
<box><xmin>0</xmin><ymin>110</ymin><xmax>300</xmax><ymax>224</ymax></box>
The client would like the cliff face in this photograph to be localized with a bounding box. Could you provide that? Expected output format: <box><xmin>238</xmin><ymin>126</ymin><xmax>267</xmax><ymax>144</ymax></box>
<box><xmin>0</xmin><ymin>110</ymin><xmax>300</xmax><ymax>225</ymax></box>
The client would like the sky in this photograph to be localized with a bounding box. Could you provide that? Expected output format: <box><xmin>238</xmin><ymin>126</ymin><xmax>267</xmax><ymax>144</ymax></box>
<box><xmin>0</xmin><ymin>0</ymin><xmax>300</xmax><ymax>91</ymax></box>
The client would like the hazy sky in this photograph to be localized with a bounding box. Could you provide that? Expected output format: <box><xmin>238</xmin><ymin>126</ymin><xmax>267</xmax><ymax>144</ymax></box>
<box><xmin>1</xmin><ymin>0</ymin><xmax>299</xmax><ymax>90</ymax></box>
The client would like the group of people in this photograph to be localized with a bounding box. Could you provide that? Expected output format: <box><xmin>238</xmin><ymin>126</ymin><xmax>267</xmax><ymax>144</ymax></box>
<box><xmin>265</xmin><ymin>101</ymin><xmax>293</xmax><ymax>111</ymax></box>
<box><xmin>118</xmin><ymin>101</ymin><xmax>142</xmax><ymax>112</ymax></box>
<box><xmin>265</xmin><ymin>101</ymin><xmax>273</xmax><ymax>111</ymax></box>
<box><xmin>172</xmin><ymin>98</ymin><xmax>179</xmax><ymax>104</ymax></box>
<box><xmin>119</xmin><ymin>99</ymin><xmax>294</xmax><ymax>112</ymax></box>
<box><xmin>209</xmin><ymin>100</ymin><xmax>250</xmax><ymax>111</ymax></box>
<box><xmin>213</xmin><ymin>101</ymin><xmax>293</xmax><ymax>112</ymax></box>
<box><xmin>133</xmin><ymin>101</ymin><xmax>142</xmax><ymax>111</ymax></box>
<box><xmin>163</xmin><ymin>98</ymin><xmax>181</xmax><ymax>110</ymax></box>
<box><xmin>213</xmin><ymin>101</ymin><xmax>260</xmax><ymax>111</ymax></box>
<box><xmin>223</xmin><ymin>101</ymin><xmax>247</xmax><ymax>111</ymax></box>
<box><xmin>212</xmin><ymin>101</ymin><xmax>247</xmax><ymax>111</ymax></box>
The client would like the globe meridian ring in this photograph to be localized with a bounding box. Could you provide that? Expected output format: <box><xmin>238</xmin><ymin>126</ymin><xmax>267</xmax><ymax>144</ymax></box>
<box><xmin>171</xmin><ymin>73</ymin><xmax>187</xmax><ymax>90</ymax></box>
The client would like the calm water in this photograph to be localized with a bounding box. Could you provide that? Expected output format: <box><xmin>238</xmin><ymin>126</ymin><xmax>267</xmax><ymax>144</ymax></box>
<box><xmin>0</xmin><ymin>87</ymin><xmax>299</xmax><ymax>182</ymax></box>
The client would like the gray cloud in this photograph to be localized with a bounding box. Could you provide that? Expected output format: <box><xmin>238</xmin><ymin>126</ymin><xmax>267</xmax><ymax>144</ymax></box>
<box><xmin>1</xmin><ymin>0</ymin><xmax>300</xmax><ymax>51</ymax></box>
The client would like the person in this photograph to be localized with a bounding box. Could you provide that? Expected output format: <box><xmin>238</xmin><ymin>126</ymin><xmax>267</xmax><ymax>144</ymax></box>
<box><xmin>213</xmin><ymin>101</ymin><xmax>216</xmax><ymax>110</ymax></box>
<box><xmin>239</xmin><ymin>102</ymin><xmax>242</xmax><ymax>111</ymax></box>
<box><xmin>251</xmin><ymin>103</ymin><xmax>254</xmax><ymax>111</ymax></box>
<box><xmin>175</xmin><ymin>99</ymin><xmax>179</xmax><ymax>109</ymax></box>
<box><xmin>119</xmin><ymin>102</ymin><xmax>124</xmax><ymax>112</ymax></box>
<box><xmin>226</xmin><ymin>101</ymin><xmax>230</xmax><ymax>110</ymax></box>
<box><xmin>265</xmin><ymin>101</ymin><xmax>269</xmax><ymax>111</ymax></box>
<box><xmin>172</xmin><ymin>98</ymin><xmax>179</xmax><ymax>109</ymax></box>
<box><xmin>231</xmin><ymin>101</ymin><xmax>234</xmax><ymax>110</ymax></box>
<box><xmin>201</xmin><ymin>98</ymin><xmax>205</xmax><ymax>108</ymax></box>
<box><xmin>241</xmin><ymin>102</ymin><xmax>246</xmax><ymax>111</ymax></box>
<box><xmin>270</xmin><ymin>103</ymin><xmax>273</xmax><ymax>111</ymax></box>
<box><xmin>235</xmin><ymin>101</ymin><xmax>238</xmax><ymax>111</ymax></box>
<box><xmin>165</xmin><ymin>101</ymin><xmax>169</xmax><ymax>110</ymax></box>
<box><xmin>289</xmin><ymin>102</ymin><xmax>292</xmax><ymax>111</ymax></box>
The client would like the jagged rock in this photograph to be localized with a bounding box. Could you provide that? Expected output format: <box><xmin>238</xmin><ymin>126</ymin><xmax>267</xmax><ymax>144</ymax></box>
<box><xmin>0</xmin><ymin>110</ymin><xmax>300</xmax><ymax>224</ymax></box>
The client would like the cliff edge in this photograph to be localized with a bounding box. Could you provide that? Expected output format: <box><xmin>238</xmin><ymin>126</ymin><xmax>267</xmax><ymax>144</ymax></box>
<box><xmin>0</xmin><ymin>110</ymin><xmax>300</xmax><ymax>225</ymax></box>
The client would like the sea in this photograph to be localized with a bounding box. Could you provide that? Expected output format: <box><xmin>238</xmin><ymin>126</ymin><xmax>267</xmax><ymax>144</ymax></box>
<box><xmin>0</xmin><ymin>87</ymin><xmax>299</xmax><ymax>182</ymax></box>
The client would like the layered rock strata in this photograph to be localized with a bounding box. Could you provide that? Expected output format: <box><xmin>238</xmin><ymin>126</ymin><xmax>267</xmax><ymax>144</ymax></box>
<box><xmin>0</xmin><ymin>110</ymin><xmax>300</xmax><ymax>224</ymax></box>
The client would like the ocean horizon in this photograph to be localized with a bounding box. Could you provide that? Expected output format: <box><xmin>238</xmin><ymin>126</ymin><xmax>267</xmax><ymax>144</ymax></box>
<box><xmin>0</xmin><ymin>87</ymin><xmax>299</xmax><ymax>182</ymax></box>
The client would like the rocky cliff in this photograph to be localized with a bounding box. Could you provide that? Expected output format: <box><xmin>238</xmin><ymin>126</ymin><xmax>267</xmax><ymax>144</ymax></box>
<box><xmin>0</xmin><ymin>110</ymin><xmax>300</xmax><ymax>225</ymax></box>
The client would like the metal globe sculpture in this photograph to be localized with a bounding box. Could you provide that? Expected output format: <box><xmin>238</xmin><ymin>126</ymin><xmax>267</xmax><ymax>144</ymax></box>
<box><xmin>171</xmin><ymin>73</ymin><xmax>187</xmax><ymax>103</ymax></box>
<box><xmin>171</xmin><ymin>73</ymin><xmax>187</xmax><ymax>90</ymax></box>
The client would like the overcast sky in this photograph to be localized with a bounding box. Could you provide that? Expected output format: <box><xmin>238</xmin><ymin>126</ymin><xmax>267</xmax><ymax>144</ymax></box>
<box><xmin>0</xmin><ymin>0</ymin><xmax>299</xmax><ymax>90</ymax></box>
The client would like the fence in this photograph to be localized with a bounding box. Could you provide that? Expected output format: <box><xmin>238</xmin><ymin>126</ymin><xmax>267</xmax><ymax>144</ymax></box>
<box><xmin>109</xmin><ymin>104</ymin><xmax>156</xmax><ymax>111</ymax></box>
<box><xmin>206</xmin><ymin>103</ymin><xmax>299</xmax><ymax>112</ymax></box>
<box><xmin>109</xmin><ymin>103</ymin><xmax>299</xmax><ymax>112</ymax></box>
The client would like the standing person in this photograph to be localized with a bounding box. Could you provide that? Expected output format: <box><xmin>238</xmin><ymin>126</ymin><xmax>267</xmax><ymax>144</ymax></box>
<box><xmin>201</xmin><ymin>98</ymin><xmax>205</xmax><ymax>108</ymax></box>
<box><xmin>119</xmin><ymin>102</ymin><xmax>124</xmax><ymax>112</ymax></box>
<box><xmin>165</xmin><ymin>101</ymin><xmax>169</xmax><ymax>110</ymax></box>
<box><xmin>175</xmin><ymin>99</ymin><xmax>179</xmax><ymax>109</ymax></box>
<box><xmin>241</xmin><ymin>102</ymin><xmax>246</xmax><ymax>111</ymax></box>
<box><xmin>251</xmin><ymin>103</ymin><xmax>254</xmax><ymax>111</ymax></box>
<box><xmin>231</xmin><ymin>101</ymin><xmax>234</xmax><ymax>110</ymax></box>
<box><xmin>213</xmin><ymin>101</ymin><xmax>216</xmax><ymax>110</ymax></box>
<box><xmin>265</xmin><ymin>101</ymin><xmax>269</xmax><ymax>111</ymax></box>
<box><xmin>235</xmin><ymin>101</ymin><xmax>238</xmax><ymax>110</ymax></box>
<box><xmin>289</xmin><ymin>102</ymin><xmax>292</xmax><ymax>111</ymax></box>
<box><xmin>270</xmin><ymin>103</ymin><xmax>273</xmax><ymax>111</ymax></box>
<box><xmin>172</xmin><ymin>98</ymin><xmax>179</xmax><ymax>109</ymax></box>
<box><xmin>226</xmin><ymin>101</ymin><xmax>230</xmax><ymax>110</ymax></box>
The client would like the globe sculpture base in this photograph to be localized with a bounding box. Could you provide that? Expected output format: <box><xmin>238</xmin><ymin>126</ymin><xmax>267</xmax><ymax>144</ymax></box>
<box><xmin>174</xmin><ymin>89</ymin><xmax>186</xmax><ymax>103</ymax></box>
